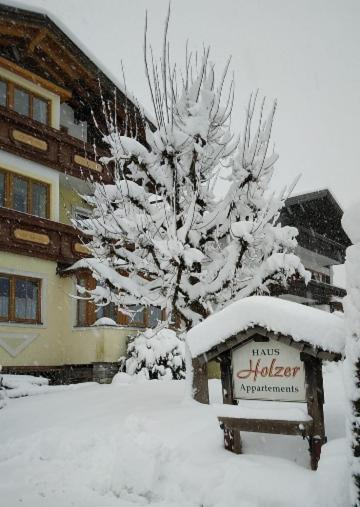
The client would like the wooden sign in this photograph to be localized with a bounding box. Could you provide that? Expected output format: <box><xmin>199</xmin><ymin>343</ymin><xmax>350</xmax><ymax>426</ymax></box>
<box><xmin>232</xmin><ymin>338</ymin><xmax>306</xmax><ymax>402</ymax></box>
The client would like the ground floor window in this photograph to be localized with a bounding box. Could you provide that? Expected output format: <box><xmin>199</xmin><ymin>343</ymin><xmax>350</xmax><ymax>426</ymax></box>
<box><xmin>76</xmin><ymin>272</ymin><xmax>164</xmax><ymax>328</ymax></box>
<box><xmin>0</xmin><ymin>273</ymin><xmax>41</xmax><ymax>324</ymax></box>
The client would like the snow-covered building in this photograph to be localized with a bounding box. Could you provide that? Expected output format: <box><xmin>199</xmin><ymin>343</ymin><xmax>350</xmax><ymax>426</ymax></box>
<box><xmin>0</xmin><ymin>5</ymin><xmax>350</xmax><ymax>383</ymax></box>
<box><xmin>0</xmin><ymin>3</ymin><xmax>158</xmax><ymax>383</ymax></box>
<box><xmin>278</xmin><ymin>189</ymin><xmax>351</xmax><ymax>310</ymax></box>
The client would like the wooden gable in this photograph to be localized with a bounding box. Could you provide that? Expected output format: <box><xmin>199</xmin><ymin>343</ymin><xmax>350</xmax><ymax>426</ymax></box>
<box><xmin>281</xmin><ymin>189</ymin><xmax>351</xmax><ymax>248</ymax></box>
<box><xmin>0</xmin><ymin>3</ymin><xmax>148</xmax><ymax>144</ymax></box>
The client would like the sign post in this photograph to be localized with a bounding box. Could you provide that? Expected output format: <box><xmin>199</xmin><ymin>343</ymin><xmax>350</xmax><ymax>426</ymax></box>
<box><xmin>191</xmin><ymin>327</ymin><xmax>340</xmax><ymax>470</ymax></box>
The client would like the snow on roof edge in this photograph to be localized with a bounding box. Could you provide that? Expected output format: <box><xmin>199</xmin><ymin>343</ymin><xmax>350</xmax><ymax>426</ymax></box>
<box><xmin>186</xmin><ymin>296</ymin><xmax>347</xmax><ymax>359</ymax></box>
<box><xmin>285</xmin><ymin>188</ymin><xmax>344</xmax><ymax>213</ymax></box>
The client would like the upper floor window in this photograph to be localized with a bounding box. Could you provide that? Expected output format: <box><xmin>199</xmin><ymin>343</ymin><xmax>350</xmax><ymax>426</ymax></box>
<box><xmin>0</xmin><ymin>168</ymin><xmax>50</xmax><ymax>218</ymax></box>
<box><xmin>0</xmin><ymin>78</ymin><xmax>50</xmax><ymax>126</ymax></box>
<box><xmin>309</xmin><ymin>269</ymin><xmax>331</xmax><ymax>285</ymax></box>
<box><xmin>73</xmin><ymin>207</ymin><xmax>91</xmax><ymax>222</ymax></box>
<box><xmin>0</xmin><ymin>273</ymin><xmax>41</xmax><ymax>324</ymax></box>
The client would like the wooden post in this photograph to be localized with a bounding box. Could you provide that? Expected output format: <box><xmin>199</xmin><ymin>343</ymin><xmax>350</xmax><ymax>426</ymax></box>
<box><xmin>303</xmin><ymin>354</ymin><xmax>325</xmax><ymax>470</ymax></box>
<box><xmin>219</xmin><ymin>351</ymin><xmax>235</xmax><ymax>405</ymax></box>
<box><xmin>219</xmin><ymin>351</ymin><xmax>242</xmax><ymax>453</ymax></box>
<box><xmin>192</xmin><ymin>357</ymin><xmax>209</xmax><ymax>404</ymax></box>
<box><xmin>222</xmin><ymin>423</ymin><xmax>242</xmax><ymax>454</ymax></box>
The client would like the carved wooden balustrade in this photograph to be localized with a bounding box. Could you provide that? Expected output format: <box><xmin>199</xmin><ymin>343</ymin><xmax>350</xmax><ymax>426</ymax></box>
<box><xmin>0</xmin><ymin>105</ymin><xmax>113</xmax><ymax>183</ymax></box>
<box><xmin>272</xmin><ymin>277</ymin><xmax>346</xmax><ymax>306</ymax></box>
<box><xmin>0</xmin><ymin>207</ymin><xmax>89</xmax><ymax>266</ymax></box>
<box><xmin>296</xmin><ymin>226</ymin><xmax>347</xmax><ymax>264</ymax></box>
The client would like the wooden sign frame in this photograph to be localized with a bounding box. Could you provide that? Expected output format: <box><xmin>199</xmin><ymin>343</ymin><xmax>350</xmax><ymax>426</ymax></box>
<box><xmin>191</xmin><ymin>326</ymin><xmax>341</xmax><ymax>470</ymax></box>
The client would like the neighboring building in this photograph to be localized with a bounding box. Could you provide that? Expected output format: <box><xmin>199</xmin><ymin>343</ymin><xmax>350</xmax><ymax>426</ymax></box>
<box><xmin>0</xmin><ymin>4</ymin><xmax>157</xmax><ymax>383</ymax></box>
<box><xmin>277</xmin><ymin>189</ymin><xmax>351</xmax><ymax>311</ymax></box>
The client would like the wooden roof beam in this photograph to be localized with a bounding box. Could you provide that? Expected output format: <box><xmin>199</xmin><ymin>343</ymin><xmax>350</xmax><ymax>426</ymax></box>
<box><xmin>0</xmin><ymin>22</ymin><xmax>35</xmax><ymax>38</ymax></box>
<box><xmin>0</xmin><ymin>56</ymin><xmax>72</xmax><ymax>101</ymax></box>
<box><xmin>26</xmin><ymin>27</ymin><xmax>48</xmax><ymax>55</ymax></box>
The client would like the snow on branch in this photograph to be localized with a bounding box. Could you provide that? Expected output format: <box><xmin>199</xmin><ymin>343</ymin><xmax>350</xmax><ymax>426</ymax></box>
<box><xmin>72</xmin><ymin>11</ymin><xmax>307</xmax><ymax>331</ymax></box>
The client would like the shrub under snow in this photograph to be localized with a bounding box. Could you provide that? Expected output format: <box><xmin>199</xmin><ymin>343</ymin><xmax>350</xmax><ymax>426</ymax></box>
<box><xmin>120</xmin><ymin>329</ymin><xmax>185</xmax><ymax>380</ymax></box>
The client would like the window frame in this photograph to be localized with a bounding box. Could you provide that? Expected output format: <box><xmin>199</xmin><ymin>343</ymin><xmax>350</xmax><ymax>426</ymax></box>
<box><xmin>0</xmin><ymin>167</ymin><xmax>50</xmax><ymax>218</ymax></box>
<box><xmin>75</xmin><ymin>272</ymin><xmax>165</xmax><ymax>328</ymax></box>
<box><xmin>309</xmin><ymin>268</ymin><xmax>331</xmax><ymax>285</ymax></box>
<box><xmin>0</xmin><ymin>273</ymin><xmax>42</xmax><ymax>324</ymax></box>
<box><xmin>0</xmin><ymin>78</ymin><xmax>51</xmax><ymax>126</ymax></box>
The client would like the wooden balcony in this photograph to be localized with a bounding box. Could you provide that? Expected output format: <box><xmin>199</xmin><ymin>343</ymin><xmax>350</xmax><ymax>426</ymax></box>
<box><xmin>0</xmin><ymin>105</ymin><xmax>113</xmax><ymax>183</ymax></box>
<box><xmin>0</xmin><ymin>206</ymin><xmax>89</xmax><ymax>266</ymax></box>
<box><xmin>296</xmin><ymin>226</ymin><xmax>347</xmax><ymax>264</ymax></box>
<box><xmin>272</xmin><ymin>277</ymin><xmax>346</xmax><ymax>305</ymax></box>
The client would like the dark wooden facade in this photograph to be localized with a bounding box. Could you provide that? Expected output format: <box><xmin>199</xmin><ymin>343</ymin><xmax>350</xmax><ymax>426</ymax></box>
<box><xmin>0</xmin><ymin>4</ymin><xmax>149</xmax><ymax>267</ymax></box>
<box><xmin>279</xmin><ymin>190</ymin><xmax>351</xmax><ymax>306</ymax></box>
<box><xmin>0</xmin><ymin>4</ymin><xmax>149</xmax><ymax>146</ymax></box>
<box><xmin>0</xmin><ymin>206</ymin><xmax>88</xmax><ymax>265</ymax></box>
<box><xmin>0</xmin><ymin>105</ymin><xmax>113</xmax><ymax>183</ymax></box>
<box><xmin>272</xmin><ymin>278</ymin><xmax>346</xmax><ymax>306</ymax></box>
<box><xmin>281</xmin><ymin>190</ymin><xmax>350</xmax><ymax>252</ymax></box>
<box><xmin>281</xmin><ymin>190</ymin><xmax>351</xmax><ymax>265</ymax></box>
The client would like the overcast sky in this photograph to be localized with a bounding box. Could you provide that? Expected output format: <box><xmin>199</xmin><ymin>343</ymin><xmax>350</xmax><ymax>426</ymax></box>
<box><xmin>10</xmin><ymin>0</ymin><xmax>360</xmax><ymax>209</ymax></box>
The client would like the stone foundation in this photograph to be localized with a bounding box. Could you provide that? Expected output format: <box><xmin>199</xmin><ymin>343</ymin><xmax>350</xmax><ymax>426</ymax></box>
<box><xmin>2</xmin><ymin>362</ymin><xmax>120</xmax><ymax>385</ymax></box>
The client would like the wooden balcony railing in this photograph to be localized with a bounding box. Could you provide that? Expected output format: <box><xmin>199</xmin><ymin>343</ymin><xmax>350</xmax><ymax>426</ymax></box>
<box><xmin>272</xmin><ymin>277</ymin><xmax>346</xmax><ymax>305</ymax></box>
<box><xmin>0</xmin><ymin>207</ymin><xmax>89</xmax><ymax>266</ymax></box>
<box><xmin>0</xmin><ymin>105</ymin><xmax>113</xmax><ymax>183</ymax></box>
<box><xmin>296</xmin><ymin>226</ymin><xmax>347</xmax><ymax>264</ymax></box>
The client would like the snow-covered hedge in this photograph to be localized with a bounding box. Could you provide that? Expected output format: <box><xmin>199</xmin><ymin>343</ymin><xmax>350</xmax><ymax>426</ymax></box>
<box><xmin>120</xmin><ymin>328</ymin><xmax>186</xmax><ymax>380</ymax></box>
<box><xmin>0</xmin><ymin>373</ymin><xmax>54</xmax><ymax>399</ymax></box>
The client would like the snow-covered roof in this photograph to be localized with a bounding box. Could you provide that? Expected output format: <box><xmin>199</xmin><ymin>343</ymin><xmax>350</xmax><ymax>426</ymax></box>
<box><xmin>186</xmin><ymin>296</ymin><xmax>347</xmax><ymax>358</ymax></box>
<box><xmin>0</xmin><ymin>1</ymin><xmax>155</xmax><ymax>126</ymax></box>
<box><xmin>285</xmin><ymin>188</ymin><xmax>344</xmax><ymax>214</ymax></box>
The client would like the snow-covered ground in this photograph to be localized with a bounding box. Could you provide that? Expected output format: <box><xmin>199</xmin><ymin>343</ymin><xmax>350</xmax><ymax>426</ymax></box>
<box><xmin>0</xmin><ymin>363</ymin><xmax>348</xmax><ymax>506</ymax></box>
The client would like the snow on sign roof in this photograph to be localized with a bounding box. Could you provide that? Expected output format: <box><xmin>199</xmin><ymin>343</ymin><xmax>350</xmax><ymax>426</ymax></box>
<box><xmin>186</xmin><ymin>296</ymin><xmax>347</xmax><ymax>358</ymax></box>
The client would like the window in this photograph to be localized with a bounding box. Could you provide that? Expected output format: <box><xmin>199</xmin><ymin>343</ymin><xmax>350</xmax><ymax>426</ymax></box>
<box><xmin>0</xmin><ymin>168</ymin><xmax>50</xmax><ymax>218</ymax></box>
<box><xmin>76</xmin><ymin>275</ymin><xmax>88</xmax><ymax>327</ymax></box>
<box><xmin>0</xmin><ymin>78</ymin><xmax>50</xmax><ymax>126</ymax></box>
<box><xmin>96</xmin><ymin>302</ymin><xmax>118</xmax><ymax>322</ymax></box>
<box><xmin>0</xmin><ymin>80</ymin><xmax>6</xmax><ymax>107</ymax></box>
<box><xmin>310</xmin><ymin>269</ymin><xmax>331</xmax><ymax>285</ymax></box>
<box><xmin>75</xmin><ymin>273</ymin><xmax>164</xmax><ymax>328</ymax></box>
<box><xmin>73</xmin><ymin>207</ymin><xmax>91</xmax><ymax>222</ymax></box>
<box><xmin>33</xmin><ymin>96</ymin><xmax>48</xmax><ymax>124</ymax></box>
<box><xmin>76</xmin><ymin>273</ymin><xmax>122</xmax><ymax>327</ymax></box>
<box><xmin>0</xmin><ymin>273</ymin><xmax>41</xmax><ymax>324</ymax></box>
<box><xmin>14</xmin><ymin>87</ymin><xmax>30</xmax><ymax>116</ymax></box>
<box><xmin>0</xmin><ymin>171</ymin><xmax>4</xmax><ymax>207</ymax></box>
<box><xmin>13</xmin><ymin>175</ymin><xmax>28</xmax><ymax>213</ymax></box>
<box><xmin>32</xmin><ymin>182</ymin><xmax>48</xmax><ymax>218</ymax></box>
<box><xmin>128</xmin><ymin>304</ymin><xmax>146</xmax><ymax>327</ymax></box>
<box><xmin>148</xmin><ymin>306</ymin><xmax>162</xmax><ymax>328</ymax></box>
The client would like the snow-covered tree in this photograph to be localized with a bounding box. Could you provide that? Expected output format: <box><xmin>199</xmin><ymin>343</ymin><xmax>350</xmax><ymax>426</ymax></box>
<box><xmin>120</xmin><ymin>328</ymin><xmax>185</xmax><ymax>380</ymax></box>
<box><xmin>73</xmin><ymin>13</ymin><xmax>307</xmax><ymax>332</ymax></box>
<box><xmin>342</xmin><ymin>202</ymin><xmax>360</xmax><ymax>506</ymax></box>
